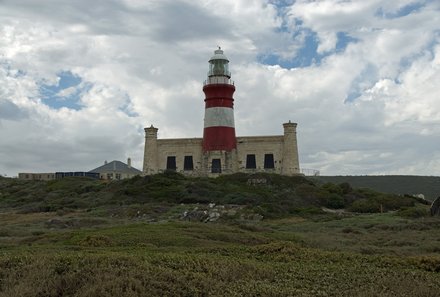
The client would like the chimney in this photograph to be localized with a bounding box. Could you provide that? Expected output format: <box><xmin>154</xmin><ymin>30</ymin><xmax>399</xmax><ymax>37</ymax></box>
<box><xmin>127</xmin><ymin>157</ymin><xmax>131</xmax><ymax>168</ymax></box>
<box><xmin>104</xmin><ymin>160</ymin><xmax>108</xmax><ymax>165</ymax></box>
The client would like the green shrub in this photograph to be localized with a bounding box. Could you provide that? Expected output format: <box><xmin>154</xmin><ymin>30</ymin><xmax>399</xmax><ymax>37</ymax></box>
<box><xmin>339</xmin><ymin>182</ymin><xmax>353</xmax><ymax>194</ymax></box>
<box><xmin>321</xmin><ymin>183</ymin><xmax>343</xmax><ymax>195</ymax></box>
<box><xmin>349</xmin><ymin>199</ymin><xmax>381</xmax><ymax>213</ymax></box>
<box><xmin>289</xmin><ymin>207</ymin><xmax>324</xmax><ymax>216</ymax></box>
<box><xmin>295</xmin><ymin>184</ymin><xmax>319</xmax><ymax>199</ymax></box>
<box><xmin>323</xmin><ymin>193</ymin><xmax>345</xmax><ymax>209</ymax></box>
<box><xmin>80</xmin><ymin>235</ymin><xmax>113</xmax><ymax>247</ymax></box>
<box><xmin>397</xmin><ymin>206</ymin><xmax>429</xmax><ymax>218</ymax></box>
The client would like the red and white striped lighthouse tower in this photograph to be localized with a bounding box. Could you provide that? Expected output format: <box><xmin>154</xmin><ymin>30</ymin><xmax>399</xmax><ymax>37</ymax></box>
<box><xmin>202</xmin><ymin>47</ymin><xmax>236</xmax><ymax>152</ymax></box>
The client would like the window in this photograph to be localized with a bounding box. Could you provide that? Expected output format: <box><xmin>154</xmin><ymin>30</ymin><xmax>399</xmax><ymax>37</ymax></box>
<box><xmin>115</xmin><ymin>173</ymin><xmax>121</xmax><ymax>180</ymax></box>
<box><xmin>107</xmin><ymin>173</ymin><xmax>113</xmax><ymax>180</ymax></box>
<box><xmin>211</xmin><ymin>159</ymin><xmax>221</xmax><ymax>173</ymax></box>
<box><xmin>166</xmin><ymin>156</ymin><xmax>177</xmax><ymax>170</ymax></box>
<box><xmin>184</xmin><ymin>156</ymin><xmax>194</xmax><ymax>171</ymax></box>
<box><xmin>264</xmin><ymin>154</ymin><xmax>275</xmax><ymax>169</ymax></box>
<box><xmin>246</xmin><ymin>154</ymin><xmax>256</xmax><ymax>169</ymax></box>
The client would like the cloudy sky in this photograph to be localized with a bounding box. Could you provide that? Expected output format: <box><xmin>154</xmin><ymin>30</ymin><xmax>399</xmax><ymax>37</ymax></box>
<box><xmin>1</xmin><ymin>0</ymin><xmax>439</xmax><ymax>177</ymax></box>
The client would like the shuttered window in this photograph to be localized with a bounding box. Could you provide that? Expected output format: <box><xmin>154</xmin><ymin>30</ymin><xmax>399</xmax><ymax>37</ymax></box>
<box><xmin>211</xmin><ymin>159</ymin><xmax>221</xmax><ymax>173</ymax></box>
<box><xmin>264</xmin><ymin>154</ymin><xmax>275</xmax><ymax>169</ymax></box>
<box><xmin>184</xmin><ymin>156</ymin><xmax>194</xmax><ymax>171</ymax></box>
<box><xmin>246</xmin><ymin>154</ymin><xmax>256</xmax><ymax>169</ymax></box>
<box><xmin>166</xmin><ymin>156</ymin><xmax>177</xmax><ymax>170</ymax></box>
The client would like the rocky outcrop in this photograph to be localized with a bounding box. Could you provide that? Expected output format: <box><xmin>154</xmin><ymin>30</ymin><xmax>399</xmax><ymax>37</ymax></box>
<box><xmin>180</xmin><ymin>204</ymin><xmax>263</xmax><ymax>223</ymax></box>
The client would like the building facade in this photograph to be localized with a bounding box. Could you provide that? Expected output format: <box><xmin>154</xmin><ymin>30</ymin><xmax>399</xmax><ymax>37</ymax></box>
<box><xmin>143</xmin><ymin>48</ymin><xmax>300</xmax><ymax>176</ymax></box>
<box><xmin>18</xmin><ymin>159</ymin><xmax>141</xmax><ymax>180</ymax></box>
<box><xmin>89</xmin><ymin>159</ymin><xmax>142</xmax><ymax>180</ymax></box>
<box><xmin>18</xmin><ymin>173</ymin><xmax>56</xmax><ymax>180</ymax></box>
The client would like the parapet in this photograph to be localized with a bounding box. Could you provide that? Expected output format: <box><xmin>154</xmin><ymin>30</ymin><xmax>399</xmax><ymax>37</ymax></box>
<box><xmin>144</xmin><ymin>125</ymin><xmax>158</xmax><ymax>138</ymax></box>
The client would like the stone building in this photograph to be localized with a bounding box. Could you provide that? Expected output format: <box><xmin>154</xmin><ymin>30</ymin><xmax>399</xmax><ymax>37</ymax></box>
<box><xmin>143</xmin><ymin>48</ymin><xmax>300</xmax><ymax>177</ymax></box>
<box><xmin>18</xmin><ymin>173</ymin><xmax>56</xmax><ymax>180</ymax></box>
<box><xmin>89</xmin><ymin>158</ymin><xmax>142</xmax><ymax>180</ymax></box>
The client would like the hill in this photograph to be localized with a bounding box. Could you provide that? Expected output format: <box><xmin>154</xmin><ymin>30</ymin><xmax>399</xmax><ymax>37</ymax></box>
<box><xmin>0</xmin><ymin>172</ymin><xmax>426</xmax><ymax>218</ymax></box>
<box><xmin>0</xmin><ymin>173</ymin><xmax>439</xmax><ymax>296</ymax></box>
<box><xmin>311</xmin><ymin>175</ymin><xmax>440</xmax><ymax>201</ymax></box>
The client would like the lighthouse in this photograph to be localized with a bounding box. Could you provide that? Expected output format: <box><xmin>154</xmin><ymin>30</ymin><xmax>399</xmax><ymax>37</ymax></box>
<box><xmin>202</xmin><ymin>47</ymin><xmax>236</xmax><ymax>151</ymax></box>
<box><xmin>202</xmin><ymin>48</ymin><xmax>238</xmax><ymax>173</ymax></box>
<box><xmin>143</xmin><ymin>48</ymin><xmax>300</xmax><ymax>176</ymax></box>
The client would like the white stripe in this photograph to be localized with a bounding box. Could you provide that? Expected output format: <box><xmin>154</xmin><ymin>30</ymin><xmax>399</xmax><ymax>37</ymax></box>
<box><xmin>204</xmin><ymin>107</ymin><xmax>235</xmax><ymax>128</ymax></box>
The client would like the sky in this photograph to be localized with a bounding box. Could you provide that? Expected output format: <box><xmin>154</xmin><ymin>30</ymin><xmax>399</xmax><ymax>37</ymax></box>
<box><xmin>0</xmin><ymin>0</ymin><xmax>439</xmax><ymax>177</ymax></box>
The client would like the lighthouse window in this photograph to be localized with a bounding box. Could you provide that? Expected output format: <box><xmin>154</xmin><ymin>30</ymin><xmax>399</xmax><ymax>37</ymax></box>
<box><xmin>209</xmin><ymin>60</ymin><xmax>229</xmax><ymax>76</ymax></box>
<box><xmin>166</xmin><ymin>156</ymin><xmax>177</xmax><ymax>171</ymax></box>
<box><xmin>211</xmin><ymin>159</ymin><xmax>221</xmax><ymax>173</ymax></box>
<box><xmin>264</xmin><ymin>154</ymin><xmax>275</xmax><ymax>169</ymax></box>
<box><xmin>184</xmin><ymin>156</ymin><xmax>194</xmax><ymax>171</ymax></box>
<box><xmin>246</xmin><ymin>154</ymin><xmax>256</xmax><ymax>169</ymax></box>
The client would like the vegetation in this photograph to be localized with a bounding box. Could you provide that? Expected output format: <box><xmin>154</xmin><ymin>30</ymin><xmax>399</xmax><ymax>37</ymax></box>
<box><xmin>312</xmin><ymin>175</ymin><xmax>440</xmax><ymax>201</ymax></box>
<box><xmin>0</xmin><ymin>172</ymin><xmax>423</xmax><ymax>217</ymax></box>
<box><xmin>0</xmin><ymin>173</ymin><xmax>438</xmax><ymax>296</ymax></box>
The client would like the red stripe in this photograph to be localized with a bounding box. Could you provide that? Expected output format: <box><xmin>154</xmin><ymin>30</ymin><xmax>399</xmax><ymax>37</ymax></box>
<box><xmin>203</xmin><ymin>84</ymin><xmax>235</xmax><ymax>98</ymax></box>
<box><xmin>205</xmin><ymin>99</ymin><xmax>234</xmax><ymax>108</ymax></box>
<box><xmin>202</xmin><ymin>126</ymin><xmax>236</xmax><ymax>151</ymax></box>
<box><xmin>203</xmin><ymin>84</ymin><xmax>235</xmax><ymax>108</ymax></box>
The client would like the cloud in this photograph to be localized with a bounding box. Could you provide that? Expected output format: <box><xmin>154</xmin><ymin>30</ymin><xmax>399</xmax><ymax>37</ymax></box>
<box><xmin>0</xmin><ymin>0</ymin><xmax>439</xmax><ymax>177</ymax></box>
<box><xmin>0</xmin><ymin>99</ymin><xmax>28</xmax><ymax>120</ymax></box>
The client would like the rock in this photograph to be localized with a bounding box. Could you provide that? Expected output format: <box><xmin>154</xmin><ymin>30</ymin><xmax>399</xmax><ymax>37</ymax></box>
<box><xmin>206</xmin><ymin>211</ymin><xmax>220</xmax><ymax>222</ymax></box>
<box><xmin>46</xmin><ymin>218</ymin><xmax>69</xmax><ymax>229</ymax></box>
<box><xmin>226</xmin><ymin>210</ymin><xmax>237</xmax><ymax>216</ymax></box>
<box><xmin>184</xmin><ymin>210</ymin><xmax>209</xmax><ymax>222</ymax></box>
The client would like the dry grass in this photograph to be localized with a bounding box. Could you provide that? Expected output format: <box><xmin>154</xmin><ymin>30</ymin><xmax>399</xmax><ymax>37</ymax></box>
<box><xmin>1</xmin><ymin>175</ymin><xmax>439</xmax><ymax>296</ymax></box>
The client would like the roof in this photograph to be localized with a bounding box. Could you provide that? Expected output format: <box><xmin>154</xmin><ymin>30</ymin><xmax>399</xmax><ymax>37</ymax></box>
<box><xmin>89</xmin><ymin>160</ymin><xmax>142</xmax><ymax>174</ymax></box>
<box><xmin>209</xmin><ymin>48</ymin><xmax>229</xmax><ymax>62</ymax></box>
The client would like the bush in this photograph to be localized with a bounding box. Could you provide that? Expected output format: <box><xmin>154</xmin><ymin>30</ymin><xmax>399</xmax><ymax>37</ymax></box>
<box><xmin>349</xmin><ymin>199</ymin><xmax>381</xmax><ymax>213</ymax></box>
<box><xmin>397</xmin><ymin>206</ymin><xmax>429</xmax><ymax>218</ymax></box>
<box><xmin>289</xmin><ymin>207</ymin><xmax>324</xmax><ymax>216</ymax></box>
<box><xmin>80</xmin><ymin>235</ymin><xmax>113</xmax><ymax>247</ymax></box>
<box><xmin>324</xmin><ymin>193</ymin><xmax>346</xmax><ymax>209</ymax></box>
<box><xmin>321</xmin><ymin>183</ymin><xmax>343</xmax><ymax>195</ymax></box>
<box><xmin>339</xmin><ymin>182</ymin><xmax>353</xmax><ymax>194</ymax></box>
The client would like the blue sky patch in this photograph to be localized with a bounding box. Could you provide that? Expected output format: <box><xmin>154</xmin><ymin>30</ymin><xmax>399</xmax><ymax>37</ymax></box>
<box><xmin>269</xmin><ymin>0</ymin><xmax>295</xmax><ymax>10</ymax></box>
<box><xmin>345</xmin><ymin>64</ymin><xmax>378</xmax><ymax>103</ymax></box>
<box><xmin>376</xmin><ymin>2</ymin><xmax>425</xmax><ymax>19</ymax></box>
<box><xmin>258</xmin><ymin>29</ymin><xmax>319</xmax><ymax>68</ymax></box>
<box><xmin>259</xmin><ymin>30</ymin><xmax>357</xmax><ymax>69</ymax></box>
<box><xmin>119</xmin><ymin>94</ymin><xmax>139</xmax><ymax>118</ymax></box>
<box><xmin>336</xmin><ymin>32</ymin><xmax>358</xmax><ymax>52</ymax></box>
<box><xmin>40</xmin><ymin>71</ymin><xmax>86</xmax><ymax>110</ymax></box>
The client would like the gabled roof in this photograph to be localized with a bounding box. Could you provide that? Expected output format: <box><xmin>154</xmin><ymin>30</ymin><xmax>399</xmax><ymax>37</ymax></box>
<box><xmin>89</xmin><ymin>160</ymin><xmax>142</xmax><ymax>174</ymax></box>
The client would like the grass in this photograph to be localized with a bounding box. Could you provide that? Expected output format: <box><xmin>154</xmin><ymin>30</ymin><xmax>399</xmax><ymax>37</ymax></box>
<box><xmin>0</xmin><ymin>219</ymin><xmax>439</xmax><ymax>296</ymax></box>
<box><xmin>266</xmin><ymin>211</ymin><xmax>440</xmax><ymax>256</ymax></box>
<box><xmin>0</xmin><ymin>174</ymin><xmax>439</xmax><ymax>296</ymax></box>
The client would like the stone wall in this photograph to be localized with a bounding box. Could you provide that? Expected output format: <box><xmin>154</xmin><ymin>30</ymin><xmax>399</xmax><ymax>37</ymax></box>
<box><xmin>18</xmin><ymin>173</ymin><xmax>56</xmax><ymax>180</ymax></box>
<box><xmin>156</xmin><ymin>138</ymin><xmax>203</xmax><ymax>175</ymax></box>
<box><xmin>143</xmin><ymin>122</ymin><xmax>300</xmax><ymax>176</ymax></box>
<box><xmin>236</xmin><ymin>136</ymin><xmax>284</xmax><ymax>174</ymax></box>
